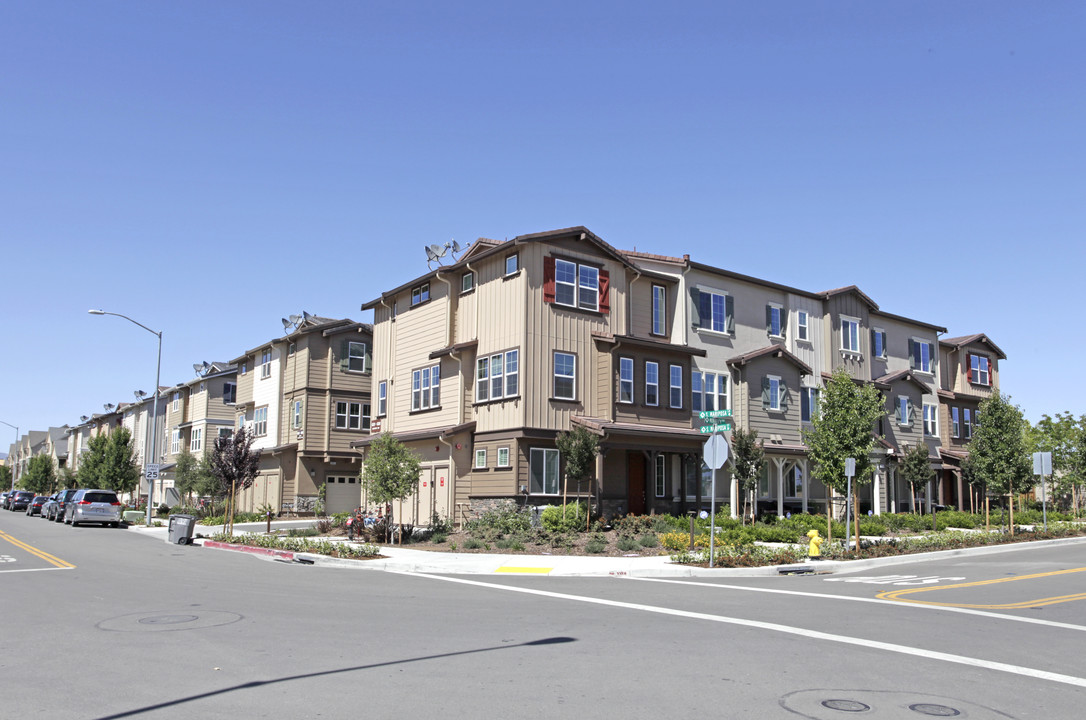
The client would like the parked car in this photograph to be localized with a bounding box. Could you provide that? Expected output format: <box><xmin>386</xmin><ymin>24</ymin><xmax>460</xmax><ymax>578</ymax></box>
<box><xmin>0</xmin><ymin>491</ymin><xmax>11</xmax><ymax>509</ymax></box>
<box><xmin>64</xmin><ymin>489</ymin><xmax>123</xmax><ymax>527</ymax></box>
<box><xmin>25</xmin><ymin>496</ymin><xmax>48</xmax><ymax>516</ymax></box>
<box><xmin>9</xmin><ymin>491</ymin><xmax>34</xmax><ymax>512</ymax></box>
<box><xmin>51</xmin><ymin>488</ymin><xmax>81</xmax><ymax>522</ymax></box>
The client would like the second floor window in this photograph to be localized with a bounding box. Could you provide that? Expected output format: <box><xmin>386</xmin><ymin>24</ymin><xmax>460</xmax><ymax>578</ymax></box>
<box><xmin>378</xmin><ymin>381</ymin><xmax>387</xmax><ymax>416</ymax></box>
<box><xmin>652</xmin><ymin>285</ymin><xmax>666</xmax><ymax>336</ymax></box>
<box><xmin>797</xmin><ymin>311</ymin><xmax>809</xmax><ymax>341</ymax></box>
<box><xmin>619</xmin><ymin>357</ymin><xmax>634</xmax><ymax>404</ymax></box>
<box><xmin>801</xmin><ymin>387</ymin><xmax>820</xmax><ymax>422</ymax></box>
<box><xmin>411</xmin><ymin>283</ymin><xmax>430</xmax><ymax>306</ymax></box>
<box><xmin>254</xmin><ymin>407</ymin><xmax>268</xmax><ymax>436</ymax></box>
<box><xmin>696</xmin><ymin>289</ymin><xmax>733</xmax><ymax>334</ymax></box>
<box><xmin>412</xmin><ymin>365</ymin><xmax>440</xmax><ymax>411</ymax></box>
<box><xmin>335</xmin><ymin>401</ymin><xmax>364</xmax><ymax>430</ymax></box>
<box><xmin>476</xmin><ymin>350</ymin><xmax>519</xmax><ymax>402</ymax></box>
<box><xmin>554</xmin><ymin>352</ymin><xmax>576</xmax><ymax>400</ymax></box>
<box><xmin>767</xmin><ymin>305</ymin><xmax>784</xmax><ymax>338</ymax></box>
<box><xmin>645</xmin><ymin>361</ymin><xmax>659</xmax><ymax>406</ymax></box>
<box><xmin>691</xmin><ymin>371</ymin><xmax>729</xmax><ymax>413</ymax></box>
<box><xmin>897</xmin><ymin>396</ymin><xmax>911</xmax><ymax>426</ymax></box>
<box><xmin>261</xmin><ymin>349</ymin><xmax>272</xmax><ymax>379</ymax></box>
<box><xmin>910</xmin><ymin>339</ymin><xmax>934</xmax><ymax>373</ymax></box>
<box><xmin>669</xmin><ymin>364</ymin><xmax>683</xmax><ymax>409</ymax></box>
<box><xmin>952</xmin><ymin>407</ymin><xmax>961</xmax><ymax>438</ymax></box>
<box><xmin>223</xmin><ymin>382</ymin><xmax>236</xmax><ymax>404</ymax></box>
<box><xmin>292</xmin><ymin>400</ymin><xmax>303</xmax><ymax>429</ymax></box>
<box><xmin>190</xmin><ymin>428</ymin><xmax>202</xmax><ymax>453</ymax></box>
<box><xmin>348</xmin><ymin>342</ymin><xmax>367</xmax><ymax>372</ymax></box>
<box><xmin>970</xmin><ymin>354</ymin><xmax>991</xmax><ymax>386</ymax></box>
<box><xmin>923</xmin><ymin>404</ymin><xmax>938</xmax><ymax>436</ymax></box>
<box><xmin>841</xmin><ymin>318</ymin><xmax>860</xmax><ymax>353</ymax></box>
<box><xmin>873</xmin><ymin>330</ymin><xmax>887</xmax><ymax>359</ymax></box>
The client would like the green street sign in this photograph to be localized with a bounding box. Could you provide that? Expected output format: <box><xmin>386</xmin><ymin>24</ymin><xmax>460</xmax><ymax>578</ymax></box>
<box><xmin>698</xmin><ymin>423</ymin><xmax>733</xmax><ymax>433</ymax></box>
<box><xmin>698</xmin><ymin>409</ymin><xmax>733</xmax><ymax>420</ymax></box>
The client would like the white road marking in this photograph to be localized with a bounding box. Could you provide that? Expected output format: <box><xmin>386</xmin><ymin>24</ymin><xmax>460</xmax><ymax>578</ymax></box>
<box><xmin>401</xmin><ymin>571</ymin><xmax>1086</xmax><ymax>690</ymax></box>
<box><xmin>823</xmin><ymin>574</ymin><xmax>966</xmax><ymax>585</ymax></box>
<box><xmin>0</xmin><ymin>566</ymin><xmax>73</xmax><ymax>574</ymax></box>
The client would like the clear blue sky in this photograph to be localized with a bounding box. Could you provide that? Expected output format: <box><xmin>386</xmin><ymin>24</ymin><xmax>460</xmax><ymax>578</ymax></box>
<box><xmin>2</xmin><ymin>0</ymin><xmax>1083</xmax><ymax>443</ymax></box>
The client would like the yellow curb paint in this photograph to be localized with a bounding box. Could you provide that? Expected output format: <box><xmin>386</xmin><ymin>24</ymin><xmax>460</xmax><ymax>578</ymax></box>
<box><xmin>877</xmin><ymin>566</ymin><xmax>1086</xmax><ymax>609</ymax></box>
<box><xmin>494</xmin><ymin>566</ymin><xmax>553</xmax><ymax>574</ymax></box>
<box><xmin>0</xmin><ymin>529</ymin><xmax>76</xmax><ymax>569</ymax></box>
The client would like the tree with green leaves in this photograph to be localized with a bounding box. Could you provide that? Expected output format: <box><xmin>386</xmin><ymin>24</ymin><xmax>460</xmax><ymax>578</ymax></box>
<box><xmin>899</xmin><ymin>442</ymin><xmax>935</xmax><ymax>513</ymax></box>
<box><xmin>555</xmin><ymin>425</ymin><xmax>599</xmax><ymax>525</ymax></box>
<box><xmin>175</xmin><ymin>449</ymin><xmax>216</xmax><ymax>504</ymax></box>
<box><xmin>362</xmin><ymin>433</ymin><xmax>421</xmax><ymax>543</ymax></box>
<box><xmin>969</xmin><ymin>392</ymin><xmax>1032</xmax><ymax>512</ymax></box>
<box><xmin>804</xmin><ymin>367</ymin><xmax>886</xmax><ymax>541</ymax></box>
<box><xmin>210</xmin><ymin>427</ymin><xmax>261</xmax><ymax>535</ymax></box>
<box><xmin>57</xmin><ymin>466</ymin><xmax>78</xmax><ymax>490</ymax></box>
<box><xmin>1026</xmin><ymin>412</ymin><xmax>1086</xmax><ymax>512</ymax></box>
<box><xmin>21</xmin><ymin>455</ymin><xmax>58</xmax><ymax>495</ymax></box>
<box><xmin>730</xmin><ymin>426</ymin><xmax>765</xmax><ymax>525</ymax></box>
<box><xmin>0</xmin><ymin>464</ymin><xmax>11</xmax><ymax>489</ymax></box>
<box><xmin>78</xmin><ymin>429</ymin><xmax>140</xmax><ymax>497</ymax></box>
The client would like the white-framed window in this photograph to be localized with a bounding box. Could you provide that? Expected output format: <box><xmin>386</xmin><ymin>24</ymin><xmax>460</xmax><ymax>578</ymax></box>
<box><xmin>797</xmin><ymin>310</ymin><xmax>809</xmax><ymax>341</ymax></box>
<box><xmin>505</xmin><ymin>253</ymin><xmax>519</xmax><ymax>275</ymax></box>
<box><xmin>292</xmin><ymin>400</ymin><xmax>303</xmax><ymax>429</ymax></box>
<box><xmin>691</xmin><ymin>370</ymin><xmax>729</xmax><ymax>413</ymax></box>
<box><xmin>964</xmin><ymin>409</ymin><xmax>973</xmax><ymax>439</ymax></box>
<box><xmin>411</xmin><ymin>283</ymin><xmax>430</xmax><ymax>306</ymax></box>
<box><xmin>260</xmin><ymin>349</ymin><xmax>272</xmax><ymax>379</ymax></box>
<box><xmin>476</xmin><ymin>349</ymin><xmax>519</xmax><ymax>402</ymax></box>
<box><xmin>801</xmin><ymin>387</ymin><xmax>820</xmax><ymax>423</ymax></box>
<box><xmin>785</xmin><ymin>466</ymin><xmax>803</xmax><ymax>498</ymax></box>
<box><xmin>461</xmin><ymin>272</ymin><xmax>474</xmax><ymax>293</ymax></box>
<box><xmin>497</xmin><ymin>447</ymin><xmax>510</xmax><ymax>468</ymax></box>
<box><xmin>530</xmin><ymin>448</ymin><xmax>560</xmax><ymax>494</ymax></box>
<box><xmin>696</xmin><ymin>289</ymin><xmax>732</xmax><ymax>334</ymax></box>
<box><xmin>411</xmin><ymin>365</ymin><xmax>441</xmax><ymax>411</ymax></box>
<box><xmin>923</xmin><ymin>404</ymin><xmax>938</xmax><ymax>437</ymax></box>
<box><xmin>254</xmin><ymin>406</ymin><xmax>268</xmax><ymax>436</ymax></box>
<box><xmin>951</xmin><ymin>407</ymin><xmax>960</xmax><ymax>438</ymax></box>
<box><xmin>377</xmin><ymin>381</ymin><xmax>387</xmax><ymax>417</ymax></box>
<box><xmin>287</xmin><ymin>342</ymin><xmax>296</xmax><ymax>356</ymax></box>
<box><xmin>236</xmin><ymin>414</ymin><xmax>245</xmax><ymax>431</ymax></box>
<box><xmin>655</xmin><ymin>454</ymin><xmax>666</xmax><ymax>498</ymax></box>
<box><xmin>223</xmin><ymin>382</ymin><xmax>236</xmax><ymax>404</ymax></box>
<box><xmin>170</xmin><ymin>429</ymin><xmax>180</xmax><ymax>455</ymax></box>
<box><xmin>841</xmin><ymin>317</ymin><xmax>860</xmax><ymax>353</ymax></box>
<box><xmin>619</xmin><ymin>357</ymin><xmax>634</xmax><ymax>404</ymax></box>
<box><xmin>669</xmin><ymin>364</ymin><xmax>683</xmax><ymax>409</ymax></box>
<box><xmin>652</xmin><ymin>285</ymin><xmax>666</xmax><ymax>336</ymax></box>
<box><xmin>910</xmin><ymin>338</ymin><xmax>934</xmax><ymax>373</ymax></box>
<box><xmin>172</xmin><ymin>392</ymin><xmax>181</xmax><ymax>411</ymax></box>
<box><xmin>767</xmin><ymin>304</ymin><xmax>784</xmax><ymax>338</ymax></box>
<box><xmin>645</xmin><ymin>361</ymin><xmax>659</xmax><ymax>406</ymax></box>
<box><xmin>474</xmin><ymin>448</ymin><xmax>487</xmax><ymax>469</ymax></box>
<box><xmin>873</xmin><ymin>329</ymin><xmax>887</xmax><ymax>359</ymax></box>
<box><xmin>764</xmin><ymin>375</ymin><xmax>785</xmax><ymax>412</ymax></box>
<box><xmin>554</xmin><ymin>352</ymin><xmax>576</xmax><ymax>400</ymax></box>
<box><xmin>190</xmin><ymin>428</ymin><xmax>202</xmax><ymax>452</ymax></box>
<box><xmin>335</xmin><ymin>401</ymin><xmax>363</xmax><ymax>430</ymax></box>
<box><xmin>554</xmin><ymin>258</ymin><xmax>599</xmax><ymax>311</ymax></box>
<box><xmin>897</xmin><ymin>396</ymin><xmax>911</xmax><ymax>426</ymax></box>
<box><xmin>348</xmin><ymin>342</ymin><xmax>366</xmax><ymax>372</ymax></box>
<box><xmin>240</xmin><ymin>362</ymin><xmax>247</xmax><ymax>375</ymax></box>
<box><xmin>218</xmin><ymin>427</ymin><xmax>232</xmax><ymax>439</ymax></box>
<box><xmin>970</xmin><ymin>354</ymin><xmax>990</xmax><ymax>386</ymax></box>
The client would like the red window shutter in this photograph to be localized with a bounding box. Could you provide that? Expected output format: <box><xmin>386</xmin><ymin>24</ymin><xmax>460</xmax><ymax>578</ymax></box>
<box><xmin>543</xmin><ymin>256</ymin><xmax>556</xmax><ymax>303</ymax></box>
<box><xmin>598</xmin><ymin>269</ymin><xmax>610</xmax><ymax>313</ymax></box>
<box><xmin>966</xmin><ymin>355</ymin><xmax>973</xmax><ymax>383</ymax></box>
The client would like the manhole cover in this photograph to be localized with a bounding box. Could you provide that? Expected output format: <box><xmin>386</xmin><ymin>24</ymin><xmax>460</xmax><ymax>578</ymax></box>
<box><xmin>910</xmin><ymin>704</ymin><xmax>961</xmax><ymax>717</ymax></box>
<box><xmin>138</xmin><ymin>615</ymin><xmax>199</xmax><ymax>625</ymax></box>
<box><xmin>821</xmin><ymin>699</ymin><xmax>871</xmax><ymax>712</ymax></box>
<box><xmin>98</xmin><ymin>610</ymin><xmax>242</xmax><ymax>633</ymax></box>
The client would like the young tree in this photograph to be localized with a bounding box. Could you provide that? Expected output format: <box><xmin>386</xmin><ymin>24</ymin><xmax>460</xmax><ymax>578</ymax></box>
<box><xmin>804</xmin><ymin>367</ymin><xmax>886</xmax><ymax>541</ymax></box>
<box><xmin>57</xmin><ymin>466</ymin><xmax>78</xmax><ymax>490</ymax></box>
<box><xmin>899</xmin><ymin>442</ymin><xmax>935</xmax><ymax>513</ymax></box>
<box><xmin>79</xmin><ymin>429</ymin><xmax>140</xmax><ymax>497</ymax></box>
<box><xmin>555</xmin><ymin>425</ymin><xmax>599</xmax><ymax>526</ymax></box>
<box><xmin>209</xmin><ymin>427</ymin><xmax>261</xmax><ymax>535</ymax></box>
<box><xmin>21</xmin><ymin>455</ymin><xmax>58</xmax><ymax>495</ymax></box>
<box><xmin>0</xmin><ymin>464</ymin><xmax>11</xmax><ymax>489</ymax></box>
<box><xmin>730</xmin><ymin>426</ymin><xmax>765</xmax><ymax>525</ymax></box>
<box><xmin>362</xmin><ymin>433</ymin><xmax>421</xmax><ymax>544</ymax></box>
<box><xmin>969</xmin><ymin>392</ymin><xmax>1032</xmax><ymax>514</ymax></box>
<box><xmin>1027</xmin><ymin>412</ymin><xmax>1086</xmax><ymax>512</ymax></box>
<box><xmin>175</xmin><ymin>449</ymin><xmax>215</xmax><ymax>505</ymax></box>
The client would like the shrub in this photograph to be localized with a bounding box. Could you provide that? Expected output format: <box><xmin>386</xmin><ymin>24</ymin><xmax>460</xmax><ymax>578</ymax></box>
<box><xmin>287</xmin><ymin>527</ymin><xmax>319</xmax><ymax>537</ymax></box>
<box><xmin>210</xmin><ymin>533</ymin><xmax>380</xmax><ymax>558</ymax></box>
<box><xmin>430</xmin><ymin>532</ymin><xmax>448</xmax><ymax>544</ymax></box>
<box><xmin>465</xmin><ymin>504</ymin><xmax>533</xmax><ymax>537</ymax></box>
<box><xmin>315</xmin><ymin>517</ymin><xmax>334</xmax><ymax>534</ymax></box>
<box><xmin>612</xmin><ymin>514</ymin><xmax>656</xmax><ymax>537</ymax></box>
<box><xmin>750</xmin><ymin>525</ymin><xmax>801</xmax><ymax>543</ymax></box>
<box><xmin>541</xmin><ymin>502</ymin><xmax>588</xmax><ymax>534</ymax></box>
<box><xmin>858</xmin><ymin>520</ymin><xmax>887</xmax><ymax>537</ymax></box>
<box><xmin>585</xmin><ymin>539</ymin><xmax>607</xmax><ymax>553</ymax></box>
<box><xmin>659</xmin><ymin>532</ymin><xmax>708</xmax><ymax>552</ymax></box>
<box><xmin>653</xmin><ymin>515</ymin><xmax>686</xmax><ymax>533</ymax></box>
<box><xmin>638</xmin><ymin>534</ymin><xmax>659</xmax><ymax>548</ymax></box>
<box><xmin>463</xmin><ymin>538</ymin><xmax>485</xmax><ymax>550</ymax></box>
<box><xmin>616</xmin><ymin>536</ymin><xmax>640</xmax><ymax>552</ymax></box>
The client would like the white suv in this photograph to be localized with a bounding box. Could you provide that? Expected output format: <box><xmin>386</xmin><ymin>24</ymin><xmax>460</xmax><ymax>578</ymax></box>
<box><xmin>65</xmin><ymin>489</ymin><xmax>123</xmax><ymax>528</ymax></box>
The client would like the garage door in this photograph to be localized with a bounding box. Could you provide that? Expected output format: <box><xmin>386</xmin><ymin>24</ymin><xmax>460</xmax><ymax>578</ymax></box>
<box><xmin>326</xmin><ymin>476</ymin><xmax>361</xmax><ymax>515</ymax></box>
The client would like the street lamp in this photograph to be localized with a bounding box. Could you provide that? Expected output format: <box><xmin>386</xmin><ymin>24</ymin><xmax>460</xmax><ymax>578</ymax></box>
<box><xmin>0</xmin><ymin>420</ymin><xmax>17</xmax><ymax>492</ymax></box>
<box><xmin>88</xmin><ymin>309</ymin><xmax>162</xmax><ymax>526</ymax></box>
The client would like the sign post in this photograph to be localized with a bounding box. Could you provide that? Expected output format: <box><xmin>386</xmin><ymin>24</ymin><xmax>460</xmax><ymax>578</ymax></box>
<box><xmin>844</xmin><ymin>458</ymin><xmax>856</xmax><ymax>551</ymax></box>
<box><xmin>703</xmin><ymin>432</ymin><xmax>730</xmax><ymax>569</ymax></box>
<box><xmin>1033</xmin><ymin>451</ymin><xmax>1052</xmax><ymax>532</ymax></box>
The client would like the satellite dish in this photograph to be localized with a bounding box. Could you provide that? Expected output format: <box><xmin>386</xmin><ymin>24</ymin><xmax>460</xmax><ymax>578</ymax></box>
<box><xmin>134</xmin><ymin>390</ymin><xmax>146</xmax><ymax>400</ymax></box>
<box><xmin>193</xmin><ymin>362</ymin><xmax>205</xmax><ymax>374</ymax></box>
<box><xmin>288</xmin><ymin>314</ymin><xmax>302</xmax><ymax>324</ymax></box>
<box><xmin>282</xmin><ymin>318</ymin><xmax>293</xmax><ymax>331</ymax></box>
<box><xmin>80</xmin><ymin>415</ymin><xmax>89</xmax><ymax>422</ymax></box>
<box><xmin>302</xmin><ymin>311</ymin><xmax>313</xmax><ymax>322</ymax></box>
<box><xmin>429</xmin><ymin>243</ymin><xmax>447</xmax><ymax>258</ymax></box>
<box><xmin>425</xmin><ymin>246</ymin><xmax>438</xmax><ymax>262</ymax></box>
<box><xmin>451</xmin><ymin>240</ymin><xmax>462</xmax><ymax>253</ymax></box>
<box><xmin>103</xmin><ymin>403</ymin><xmax>114</xmax><ymax>412</ymax></box>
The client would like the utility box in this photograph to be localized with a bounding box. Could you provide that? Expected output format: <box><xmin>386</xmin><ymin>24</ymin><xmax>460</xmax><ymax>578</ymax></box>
<box><xmin>168</xmin><ymin>514</ymin><xmax>196</xmax><ymax>545</ymax></box>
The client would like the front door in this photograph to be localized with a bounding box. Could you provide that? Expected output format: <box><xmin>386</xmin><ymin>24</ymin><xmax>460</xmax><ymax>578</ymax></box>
<box><xmin>627</xmin><ymin>452</ymin><xmax>646</xmax><ymax>515</ymax></box>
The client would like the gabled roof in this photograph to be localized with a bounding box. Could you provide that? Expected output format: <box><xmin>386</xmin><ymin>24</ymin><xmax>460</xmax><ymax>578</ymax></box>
<box><xmin>322</xmin><ymin>321</ymin><xmax>372</xmax><ymax>338</ymax></box>
<box><xmin>940</xmin><ymin>333</ymin><xmax>1007</xmax><ymax>360</ymax></box>
<box><xmin>727</xmin><ymin>345</ymin><xmax>813</xmax><ymax>375</ymax></box>
<box><xmin>231</xmin><ymin>316</ymin><xmax>354</xmax><ymax>363</ymax></box>
<box><xmin>873</xmin><ymin>369</ymin><xmax>933</xmax><ymax>395</ymax></box>
<box><xmin>818</xmin><ymin>285</ymin><xmax>880</xmax><ymax>311</ymax></box>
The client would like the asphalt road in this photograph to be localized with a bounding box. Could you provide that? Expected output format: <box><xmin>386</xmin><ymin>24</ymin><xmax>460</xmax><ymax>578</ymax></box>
<box><xmin>2</xmin><ymin>510</ymin><xmax>1085</xmax><ymax>719</ymax></box>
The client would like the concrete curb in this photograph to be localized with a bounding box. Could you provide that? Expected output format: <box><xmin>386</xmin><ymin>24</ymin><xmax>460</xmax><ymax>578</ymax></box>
<box><xmin>201</xmin><ymin>540</ymin><xmax>296</xmax><ymax>562</ymax></box>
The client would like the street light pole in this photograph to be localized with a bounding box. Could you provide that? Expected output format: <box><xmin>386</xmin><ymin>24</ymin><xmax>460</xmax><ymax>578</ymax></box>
<box><xmin>89</xmin><ymin>309</ymin><xmax>162</xmax><ymax>526</ymax></box>
<box><xmin>0</xmin><ymin>421</ymin><xmax>18</xmax><ymax>491</ymax></box>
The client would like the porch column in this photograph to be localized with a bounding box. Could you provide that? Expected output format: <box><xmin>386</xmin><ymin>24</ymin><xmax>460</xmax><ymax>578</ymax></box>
<box><xmin>800</xmin><ymin>458</ymin><xmax>809</xmax><ymax>514</ymax></box>
<box><xmin>774</xmin><ymin>457</ymin><xmax>786</xmax><ymax>516</ymax></box>
<box><xmin>873</xmin><ymin>468</ymin><xmax>881</xmax><ymax>516</ymax></box>
<box><xmin>730</xmin><ymin>470</ymin><xmax>738</xmax><ymax>519</ymax></box>
<box><xmin>956</xmin><ymin>470</ymin><xmax>963</xmax><ymax>512</ymax></box>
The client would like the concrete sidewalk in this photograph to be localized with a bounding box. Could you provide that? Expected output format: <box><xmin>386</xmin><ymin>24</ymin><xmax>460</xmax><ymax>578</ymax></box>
<box><xmin>125</xmin><ymin>519</ymin><xmax>1086</xmax><ymax>578</ymax></box>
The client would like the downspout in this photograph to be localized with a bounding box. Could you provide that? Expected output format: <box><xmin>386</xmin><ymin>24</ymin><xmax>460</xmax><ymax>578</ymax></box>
<box><xmin>680</xmin><ymin>255</ymin><xmax>691</xmax><ymax>346</ymax></box>
<box><xmin>434</xmin><ymin>270</ymin><xmax>453</xmax><ymax>349</ymax></box>
<box><xmin>437</xmin><ymin>432</ymin><xmax>456</xmax><ymax>526</ymax></box>
<box><xmin>378</xmin><ymin>296</ymin><xmax>394</xmax><ymax>429</ymax></box>
<box><xmin>731</xmin><ymin>363</ymin><xmax>742</xmax><ymax>518</ymax></box>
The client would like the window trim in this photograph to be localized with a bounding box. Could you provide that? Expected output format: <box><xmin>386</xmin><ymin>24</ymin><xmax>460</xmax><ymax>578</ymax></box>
<box><xmin>411</xmin><ymin>364</ymin><xmax>441</xmax><ymax>412</ymax></box>
<box><xmin>618</xmin><ymin>356</ymin><xmax>634</xmax><ymax>404</ymax></box>
<box><xmin>497</xmin><ymin>446</ymin><xmax>510</xmax><ymax>468</ymax></box>
<box><xmin>797</xmin><ymin>310</ymin><xmax>809</xmax><ymax>342</ymax></box>
<box><xmin>476</xmin><ymin>349</ymin><xmax>520</xmax><ymax>404</ymax></box>
<box><xmin>651</xmin><ymin>284</ymin><xmax>666</xmax><ymax>336</ymax></box>
<box><xmin>410</xmin><ymin>282</ymin><xmax>430</xmax><ymax>307</ymax></box>
<box><xmin>377</xmin><ymin>381</ymin><xmax>387</xmax><ymax>417</ymax></box>
<box><xmin>669</xmin><ymin>364</ymin><xmax>683</xmax><ymax>409</ymax></box>
<box><xmin>529</xmin><ymin>447</ymin><xmax>560</xmax><ymax>495</ymax></box>
<box><xmin>644</xmin><ymin>361</ymin><xmax>659</xmax><ymax>407</ymax></box>
<box><xmin>553</xmin><ymin>352</ymin><xmax>577</xmax><ymax>401</ymax></box>
<box><xmin>840</xmin><ymin>316</ymin><xmax>861</xmax><ymax>354</ymax></box>
<box><xmin>474</xmin><ymin>448</ymin><xmax>487</xmax><ymax>469</ymax></box>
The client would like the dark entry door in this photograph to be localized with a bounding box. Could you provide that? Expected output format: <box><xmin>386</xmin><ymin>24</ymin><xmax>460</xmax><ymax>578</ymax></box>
<box><xmin>627</xmin><ymin>452</ymin><xmax>646</xmax><ymax>515</ymax></box>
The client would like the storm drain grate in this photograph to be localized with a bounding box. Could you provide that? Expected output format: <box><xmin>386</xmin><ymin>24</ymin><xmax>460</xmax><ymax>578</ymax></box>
<box><xmin>821</xmin><ymin>699</ymin><xmax>871</xmax><ymax>712</ymax></box>
<box><xmin>909</xmin><ymin>704</ymin><xmax>961</xmax><ymax>717</ymax></box>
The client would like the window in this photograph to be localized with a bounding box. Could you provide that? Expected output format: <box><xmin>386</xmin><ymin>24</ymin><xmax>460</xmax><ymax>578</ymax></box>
<box><xmin>411</xmin><ymin>283</ymin><xmax>430</xmax><ymax>306</ymax></box>
<box><xmin>348</xmin><ymin>342</ymin><xmax>366</xmax><ymax>372</ymax></box>
<box><xmin>240</xmin><ymin>362</ymin><xmax>247</xmax><ymax>375</ymax></box>
<box><xmin>190</xmin><ymin>428</ymin><xmax>202</xmax><ymax>452</ymax></box>
<box><xmin>505</xmin><ymin>253</ymin><xmax>519</xmax><ymax>275</ymax></box>
<box><xmin>362</xmin><ymin>403</ymin><xmax>371</xmax><ymax>429</ymax></box>
<box><xmin>170</xmin><ymin>429</ymin><xmax>180</xmax><ymax>455</ymax></box>
<box><xmin>172</xmin><ymin>392</ymin><xmax>180</xmax><ymax>411</ymax></box>
<box><xmin>695</xmin><ymin>289</ymin><xmax>733</xmax><ymax>334</ymax></box>
<box><xmin>619</xmin><ymin>357</ymin><xmax>634</xmax><ymax>404</ymax></box>
<box><xmin>288</xmin><ymin>342</ymin><xmax>296</xmax><ymax>356</ymax></box>
<box><xmin>762</xmin><ymin>375</ymin><xmax>787</xmax><ymax>412</ymax></box>
<box><xmin>924</xmin><ymin>404</ymin><xmax>938</xmax><ymax>437</ymax></box>
<box><xmin>218</xmin><ymin>427</ymin><xmax>232</xmax><ymax>439</ymax></box>
<box><xmin>797</xmin><ymin>311</ymin><xmax>809</xmax><ymax>341</ymax></box>
<box><xmin>952</xmin><ymin>407</ymin><xmax>960</xmax><ymax>438</ymax></box>
<box><xmin>223</xmin><ymin>382</ymin><xmax>236</xmax><ymax>404</ymax></box>
<box><xmin>461</xmin><ymin>272</ymin><xmax>474</xmax><ymax>293</ymax></box>
<box><xmin>669</xmin><ymin>364</ymin><xmax>683</xmax><ymax>409</ymax></box>
<box><xmin>897</xmin><ymin>397</ymin><xmax>911</xmax><ymax>426</ymax></box>
<box><xmin>530</xmin><ymin>448</ymin><xmax>560</xmax><ymax>494</ymax></box>
<box><xmin>254</xmin><ymin>406</ymin><xmax>268</xmax><ymax>436</ymax></box>
<box><xmin>236</xmin><ymin>414</ymin><xmax>245</xmax><ymax>431</ymax></box>
<box><xmin>497</xmin><ymin>447</ymin><xmax>510</xmax><ymax>468</ymax></box>
<box><xmin>786</xmin><ymin>466</ymin><xmax>803</xmax><ymax>498</ymax></box>
<box><xmin>801</xmin><ymin>387</ymin><xmax>820</xmax><ymax>423</ymax></box>
<box><xmin>474</xmin><ymin>448</ymin><xmax>487</xmax><ymax>469</ymax></box>
<box><xmin>553</xmin><ymin>258</ymin><xmax>600</xmax><ymax>311</ymax></box>
<box><xmin>964</xmin><ymin>409</ymin><xmax>973</xmax><ymax>439</ymax></box>
<box><xmin>411</xmin><ymin>365</ymin><xmax>441</xmax><ymax>411</ymax></box>
<box><xmin>378</xmin><ymin>381</ymin><xmax>387</xmax><ymax>416</ymax></box>
<box><xmin>292</xmin><ymin>400</ymin><xmax>303</xmax><ymax>429</ymax></box>
<box><xmin>645</xmin><ymin>361</ymin><xmax>659</xmax><ymax>406</ymax></box>
<box><xmin>970</xmin><ymin>354</ymin><xmax>991</xmax><ymax>386</ymax></box>
<box><xmin>910</xmin><ymin>338</ymin><xmax>934</xmax><ymax>373</ymax></box>
<box><xmin>554</xmin><ymin>352</ymin><xmax>576</xmax><ymax>400</ymax></box>
<box><xmin>873</xmin><ymin>329</ymin><xmax>887</xmax><ymax>359</ymax></box>
<box><xmin>335</xmin><ymin>401</ymin><xmax>363</xmax><ymax>430</ymax></box>
<box><xmin>766</xmin><ymin>304</ymin><xmax>784</xmax><ymax>338</ymax></box>
<box><xmin>261</xmin><ymin>349</ymin><xmax>272</xmax><ymax>379</ymax></box>
<box><xmin>655</xmin><ymin>454</ymin><xmax>666</xmax><ymax>497</ymax></box>
<box><xmin>476</xmin><ymin>350</ymin><xmax>519</xmax><ymax>402</ymax></box>
<box><xmin>841</xmin><ymin>317</ymin><xmax>860</xmax><ymax>352</ymax></box>
<box><xmin>652</xmin><ymin>285</ymin><xmax>666</xmax><ymax>336</ymax></box>
<box><xmin>691</xmin><ymin>371</ymin><xmax>729</xmax><ymax>413</ymax></box>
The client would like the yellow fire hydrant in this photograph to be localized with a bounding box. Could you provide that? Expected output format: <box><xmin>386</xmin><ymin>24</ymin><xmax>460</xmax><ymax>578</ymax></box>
<box><xmin>807</xmin><ymin>529</ymin><xmax>823</xmax><ymax>560</ymax></box>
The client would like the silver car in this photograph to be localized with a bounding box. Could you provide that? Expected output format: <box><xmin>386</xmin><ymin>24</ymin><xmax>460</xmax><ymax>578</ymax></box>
<box><xmin>64</xmin><ymin>489</ymin><xmax>123</xmax><ymax>528</ymax></box>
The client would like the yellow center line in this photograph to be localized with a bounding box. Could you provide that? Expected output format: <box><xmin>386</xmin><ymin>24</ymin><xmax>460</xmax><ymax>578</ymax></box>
<box><xmin>877</xmin><ymin>566</ymin><xmax>1086</xmax><ymax>608</ymax></box>
<box><xmin>0</xmin><ymin>529</ymin><xmax>76</xmax><ymax>569</ymax></box>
